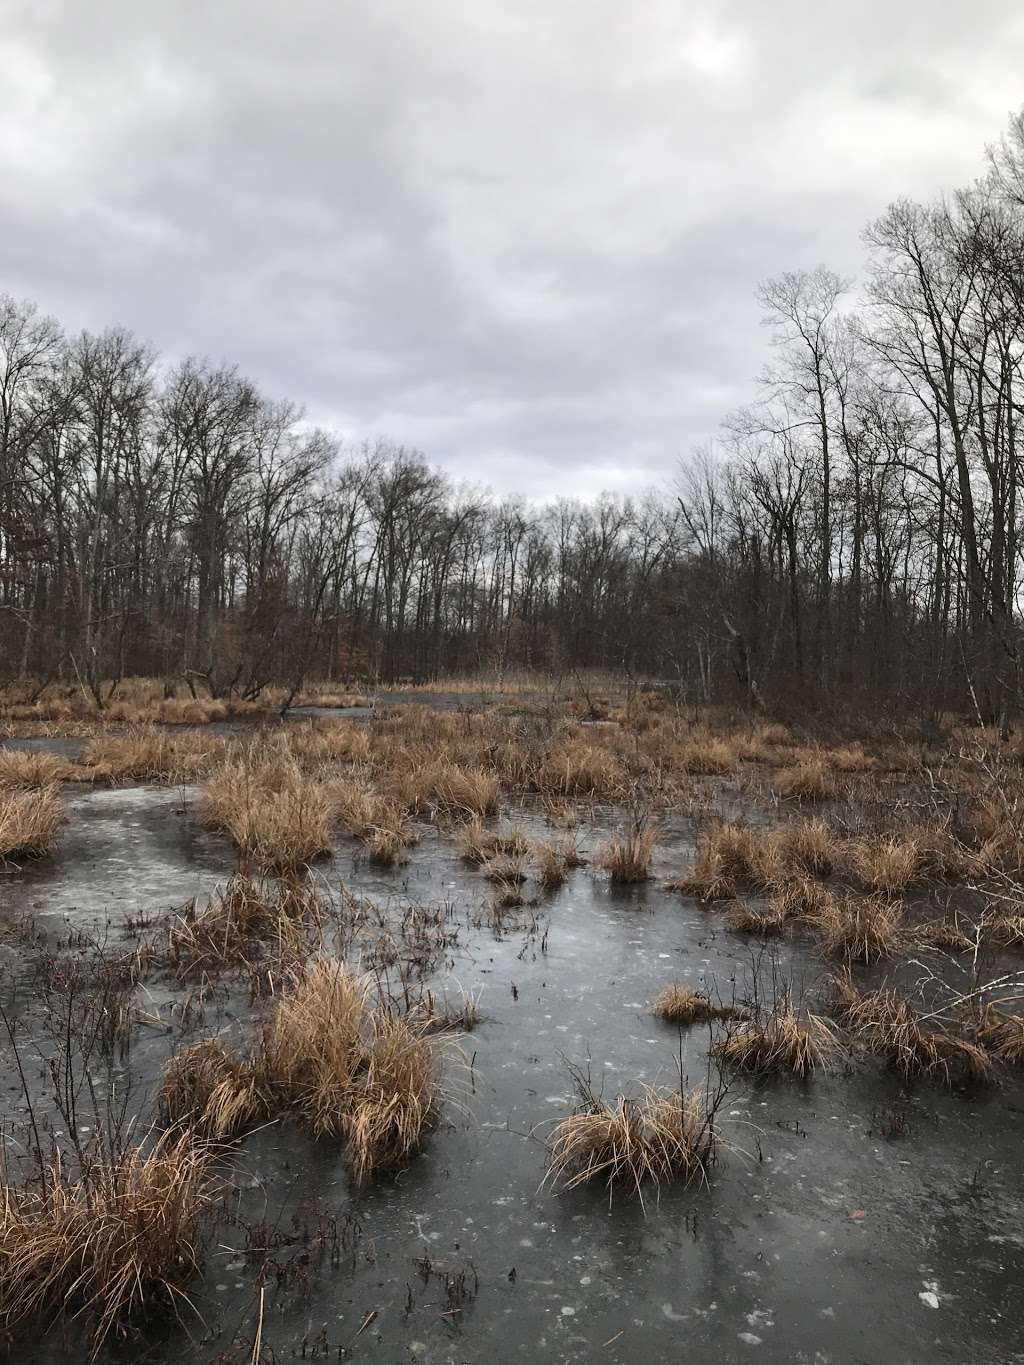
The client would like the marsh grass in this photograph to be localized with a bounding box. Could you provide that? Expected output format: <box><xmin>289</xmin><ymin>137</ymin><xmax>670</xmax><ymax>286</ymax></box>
<box><xmin>712</xmin><ymin>999</ymin><xmax>835</xmax><ymax>1076</ymax></box>
<box><xmin>0</xmin><ymin>784</ymin><xmax>64</xmax><ymax>860</ymax></box>
<box><xmin>831</xmin><ymin>975</ymin><xmax>993</xmax><ymax>1085</ymax></box>
<box><xmin>201</xmin><ymin>752</ymin><xmax>334</xmax><ymax>870</ymax></box>
<box><xmin>545</xmin><ymin>1068</ymin><xmax>718</xmax><ymax>1202</ymax></box>
<box><xmin>168</xmin><ymin>875</ymin><xmax>323</xmax><ymax>977</ymax></box>
<box><xmin>159</xmin><ymin>1040</ymin><xmax>267</xmax><ymax>1141</ymax></box>
<box><xmin>976</xmin><ymin>1004</ymin><xmax>1024</xmax><ymax>1064</ymax></box>
<box><xmin>724</xmin><ymin>902</ymin><xmax>787</xmax><ymax>937</ymax></box>
<box><xmin>652</xmin><ymin>984</ymin><xmax>745</xmax><ymax>1026</ymax></box>
<box><xmin>0</xmin><ymin>1134</ymin><xmax>210</xmax><ymax>1352</ymax></box>
<box><xmin>816</xmin><ymin>893</ymin><xmax>902</xmax><ymax>963</ymax></box>
<box><xmin>81</xmin><ymin>726</ymin><xmax>229</xmax><ymax>783</ymax></box>
<box><xmin>0</xmin><ymin>749</ymin><xmax>74</xmax><ymax>786</ymax></box>
<box><xmin>774</xmin><ymin>756</ymin><xmax>835</xmax><ymax>801</ymax></box>
<box><xmin>257</xmin><ymin>960</ymin><xmax>443</xmax><ymax>1179</ymax></box>
<box><xmin>597</xmin><ymin>816</ymin><xmax>657</xmax><ymax>883</ymax></box>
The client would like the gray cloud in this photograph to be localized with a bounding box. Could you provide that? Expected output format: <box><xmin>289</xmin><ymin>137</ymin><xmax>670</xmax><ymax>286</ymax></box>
<box><xmin>2</xmin><ymin>0</ymin><xmax>1022</xmax><ymax>496</ymax></box>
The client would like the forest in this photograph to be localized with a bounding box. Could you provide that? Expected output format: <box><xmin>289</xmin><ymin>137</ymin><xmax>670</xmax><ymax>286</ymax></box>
<box><xmin>3</xmin><ymin>111</ymin><xmax>1024</xmax><ymax>720</ymax></box>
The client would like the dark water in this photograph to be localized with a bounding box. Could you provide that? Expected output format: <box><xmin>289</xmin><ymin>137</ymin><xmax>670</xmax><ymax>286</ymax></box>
<box><xmin>0</xmin><ymin>786</ymin><xmax>1022</xmax><ymax>1365</ymax></box>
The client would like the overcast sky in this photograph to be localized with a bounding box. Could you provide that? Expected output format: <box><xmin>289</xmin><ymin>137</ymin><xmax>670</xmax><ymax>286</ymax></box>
<box><xmin>2</xmin><ymin>2</ymin><xmax>1023</xmax><ymax>498</ymax></box>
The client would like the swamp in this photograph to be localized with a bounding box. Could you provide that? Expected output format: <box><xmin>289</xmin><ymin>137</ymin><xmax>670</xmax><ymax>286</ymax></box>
<box><xmin>0</xmin><ymin>676</ymin><xmax>1022</xmax><ymax>1364</ymax></box>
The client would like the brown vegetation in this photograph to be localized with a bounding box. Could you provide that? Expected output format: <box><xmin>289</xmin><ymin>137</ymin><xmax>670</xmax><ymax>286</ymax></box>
<box><xmin>816</xmin><ymin>894</ymin><xmax>902</xmax><ymax>963</ymax></box>
<box><xmin>200</xmin><ymin>753</ymin><xmax>334</xmax><ymax>870</ymax></box>
<box><xmin>0</xmin><ymin>1135</ymin><xmax>209</xmax><ymax>1351</ymax></box>
<box><xmin>652</xmin><ymin>984</ymin><xmax>744</xmax><ymax>1025</ymax></box>
<box><xmin>712</xmin><ymin>1000</ymin><xmax>835</xmax><ymax>1076</ymax></box>
<box><xmin>0</xmin><ymin>784</ymin><xmax>64</xmax><ymax>860</ymax></box>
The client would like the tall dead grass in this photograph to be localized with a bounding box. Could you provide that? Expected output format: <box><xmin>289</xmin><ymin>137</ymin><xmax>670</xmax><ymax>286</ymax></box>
<box><xmin>0</xmin><ymin>784</ymin><xmax>64</xmax><ymax>860</ymax></box>
<box><xmin>81</xmin><ymin>727</ymin><xmax>229</xmax><ymax>783</ymax></box>
<box><xmin>159</xmin><ymin>1040</ymin><xmax>267</xmax><ymax>1140</ymax></box>
<box><xmin>597</xmin><ymin>817</ymin><xmax>657</xmax><ymax>883</ymax></box>
<box><xmin>0</xmin><ymin>1134</ymin><xmax>209</xmax><ymax>1351</ymax></box>
<box><xmin>258</xmin><ymin>960</ymin><xmax>443</xmax><ymax>1179</ymax></box>
<box><xmin>831</xmin><ymin>975</ymin><xmax>992</xmax><ymax>1085</ymax></box>
<box><xmin>200</xmin><ymin>752</ymin><xmax>334</xmax><ymax>870</ymax></box>
<box><xmin>546</xmin><ymin>1076</ymin><xmax>717</xmax><ymax>1200</ymax></box>
<box><xmin>712</xmin><ymin>999</ymin><xmax>835</xmax><ymax>1076</ymax></box>
<box><xmin>0</xmin><ymin>749</ymin><xmax>75</xmax><ymax>786</ymax></box>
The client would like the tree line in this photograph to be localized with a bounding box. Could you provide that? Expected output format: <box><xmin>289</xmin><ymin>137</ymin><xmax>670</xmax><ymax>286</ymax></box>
<box><xmin>2</xmin><ymin>110</ymin><xmax>1024</xmax><ymax>717</ymax></box>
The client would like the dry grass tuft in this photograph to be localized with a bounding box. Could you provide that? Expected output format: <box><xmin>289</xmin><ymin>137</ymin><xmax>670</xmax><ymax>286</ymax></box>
<box><xmin>774</xmin><ymin>756</ymin><xmax>836</xmax><ymax>801</ymax></box>
<box><xmin>391</xmin><ymin>761</ymin><xmax>499</xmax><ymax>821</ymax></box>
<box><xmin>546</xmin><ymin>1080</ymin><xmax>717</xmax><ymax>1199</ymax></box>
<box><xmin>771</xmin><ymin>875</ymin><xmax>836</xmax><ymax>922</ymax></box>
<box><xmin>460</xmin><ymin>818</ymin><xmax>529</xmax><ymax>865</ymax></box>
<box><xmin>537</xmin><ymin>739</ymin><xmax>626</xmax><ymax>801</ymax></box>
<box><xmin>671</xmin><ymin>821</ymin><xmax>781</xmax><ymax>899</ymax></box>
<box><xmin>724</xmin><ymin>902</ymin><xmax>787</xmax><ymax>937</ymax></box>
<box><xmin>81</xmin><ymin>726</ymin><xmax>228</xmax><ymax>783</ymax></box>
<box><xmin>652</xmin><ymin>984</ymin><xmax>745</xmax><ymax>1026</ymax></box>
<box><xmin>844</xmin><ymin>834</ymin><xmax>922</xmax><ymax>896</ymax></box>
<box><xmin>201</xmin><ymin>753</ymin><xmax>334</xmax><ymax>871</ymax></box>
<box><xmin>816</xmin><ymin>893</ymin><xmax>902</xmax><ymax>963</ymax></box>
<box><xmin>258</xmin><ymin>960</ymin><xmax>442</xmax><ymax>1179</ymax></box>
<box><xmin>159</xmin><ymin>1040</ymin><xmax>266</xmax><ymax>1141</ymax></box>
<box><xmin>0</xmin><ymin>784</ymin><xmax>64</xmax><ymax>860</ymax></box>
<box><xmin>532</xmin><ymin>838</ymin><xmax>580</xmax><ymax>889</ymax></box>
<box><xmin>773</xmin><ymin>817</ymin><xmax>836</xmax><ymax>875</ymax></box>
<box><xmin>169</xmin><ymin>875</ymin><xmax>322</xmax><ymax>976</ymax></box>
<box><xmin>597</xmin><ymin>816</ymin><xmax>657</xmax><ymax>884</ymax></box>
<box><xmin>0</xmin><ymin>1134</ymin><xmax>209</xmax><ymax>1351</ymax></box>
<box><xmin>671</xmin><ymin>734</ymin><xmax>737</xmax><ymax>775</ymax></box>
<box><xmin>977</xmin><ymin>1004</ymin><xmax>1024</xmax><ymax>1064</ymax></box>
<box><xmin>712</xmin><ymin>1001</ymin><xmax>835</xmax><ymax>1076</ymax></box>
<box><xmin>0</xmin><ymin>748</ymin><xmax>74</xmax><ymax>786</ymax></box>
<box><xmin>830</xmin><ymin>975</ymin><xmax>993</xmax><ymax>1085</ymax></box>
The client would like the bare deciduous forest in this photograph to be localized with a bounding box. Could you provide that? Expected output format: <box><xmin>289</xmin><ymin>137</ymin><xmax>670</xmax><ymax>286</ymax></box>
<box><xmin>5</xmin><ymin>113</ymin><xmax>1024</xmax><ymax>720</ymax></box>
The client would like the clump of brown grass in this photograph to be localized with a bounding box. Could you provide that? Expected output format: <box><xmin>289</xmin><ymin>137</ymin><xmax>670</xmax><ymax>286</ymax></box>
<box><xmin>537</xmin><ymin>738</ymin><xmax>626</xmax><ymax>801</ymax></box>
<box><xmin>0</xmin><ymin>784</ymin><xmax>64</xmax><ymax>860</ymax></box>
<box><xmin>169</xmin><ymin>875</ymin><xmax>322</xmax><ymax>976</ymax></box>
<box><xmin>653</xmin><ymin>984</ymin><xmax>745</xmax><ymax>1026</ymax></box>
<box><xmin>830</xmin><ymin>975</ymin><xmax>993</xmax><ymax>1085</ymax></box>
<box><xmin>774</xmin><ymin>756</ymin><xmax>835</xmax><ymax>801</ymax></box>
<box><xmin>201</xmin><ymin>753</ymin><xmax>334</xmax><ymax>871</ymax></box>
<box><xmin>532</xmin><ymin>838</ymin><xmax>581</xmax><ymax>889</ymax></box>
<box><xmin>0</xmin><ymin>1134</ymin><xmax>210</xmax><ymax>1351</ymax></box>
<box><xmin>816</xmin><ymin>893</ymin><xmax>902</xmax><ymax>963</ymax></box>
<box><xmin>773</xmin><ymin>817</ymin><xmax>835</xmax><ymax>875</ymax></box>
<box><xmin>460</xmin><ymin>818</ymin><xmax>529</xmax><ymax>865</ymax></box>
<box><xmin>671</xmin><ymin>734</ymin><xmax>737</xmax><ymax>775</ymax></box>
<box><xmin>0</xmin><ymin>748</ymin><xmax>74</xmax><ymax>787</ymax></box>
<box><xmin>597</xmin><ymin>819</ymin><xmax>657</xmax><ymax>883</ymax></box>
<box><xmin>670</xmin><ymin>821</ymin><xmax>782</xmax><ymax>899</ymax></box>
<box><xmin>771</xmin><ymin>875</ymin><xmax>836</xmax><ymax>922</ymax></box>
<box><xmin>391</xmin><ymin>761</ymin><xmax>499</xmax><ymax>821</ymax></box>
<box><xmin>827</xmin><ymin>743</ymin><xmax>877</xmax><ymax>772</ymax></box>
<box><xmin>917</xmin><ymin>916</ymin><xmax>976</xmax><ymax>954</ymax></box>
<box><xmin>989</xmin><ymin>914</ymin><xmax>1024</xmax><ymax>949</ymax></box>
<box><xmin>844</xmin><ymin>834</ymin><xmax>922</xmax><ymax>896</ymax></box>
<box><xmin>976</xmin><ymin>1004</ymin><xmax>1024</xmax><ymax>1064</ymax></box>
<box><xmin>257</xmin><ymin>960</ymin><xmax>442</xmax><ymax>1179</ymax></box>
<box><xmin>159</xmin><ymin>1040</ymin><xmax>266</xmax><ymax>1140</ymax></box>
<box><xmin>546</xmin><ymin>1076</ymin><xmax>717</xmax><ymax>1200</ymax></box>
<box><xmin>81</xmin><ymin>726</ymin><xmax>229</xmax><ymax>783</ymax></box>
<box><xmin>724</xmin><ymin>902</ymin><xmax>787</xmax><ymax>937</ymax></box>
<box><xmin>712</xmin><ymin>1000</ymin><xmax>835</xmax><ymax>1076</ymax></box>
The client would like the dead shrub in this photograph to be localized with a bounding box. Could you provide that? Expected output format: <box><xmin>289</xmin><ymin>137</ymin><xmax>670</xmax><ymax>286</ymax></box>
<box><xmin>0</xmin><ymin>1134</ymin><xmax>210</xmax><ymax>1351</ymax></box>
<box><xmin>0</xmin><ymin>784</ymin><xmax>64</xmax><ymax>860</ymax></box>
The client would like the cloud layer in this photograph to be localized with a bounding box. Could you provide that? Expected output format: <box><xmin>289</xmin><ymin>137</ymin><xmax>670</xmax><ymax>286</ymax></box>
<box><xmin>3</xmin><ymin>0</ymin><xmax>1023</xmax><ymax>495</ymax></box>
